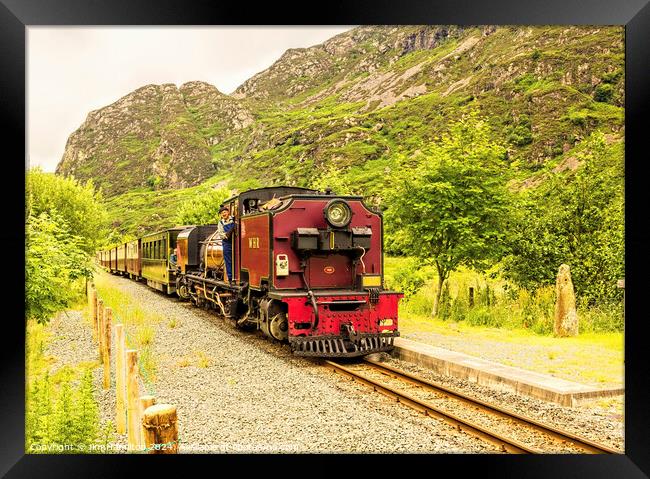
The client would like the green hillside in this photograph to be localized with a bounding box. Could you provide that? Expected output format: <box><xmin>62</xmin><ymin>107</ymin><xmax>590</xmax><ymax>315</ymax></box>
<box><xmin>89</xmin><ymin>25</ymin><xmax>623</xmax><ymax>237</ymax></box>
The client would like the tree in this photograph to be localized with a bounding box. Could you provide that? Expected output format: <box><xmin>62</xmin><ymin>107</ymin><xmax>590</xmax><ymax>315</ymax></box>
<box><xmin>385</xmin><ymin>113</ymin><xmax>512</xmax><ymax>316</ymax></box>
<box><xmin>504</xmin><ymin>132</ymin><xmax>624</xmax><ymax>304</ymax></box>
<box><xmin>26</xmin><ymin>168</ymin><xmax>108</xmax><ymax>254</ymax></box>
<box><xmin>26</xmin><ymin>212</ymin><xmax>93</xmax><ymax>324</ymax></box>
<box><xmin>175</xmin><ymin>187</ymin><xmax>231</xmax><ymax>225</ymax></box>
<box><xmin>26</xmin><ymin>168</ymin><xmax>106</xmax><ymax>323</ymax></box>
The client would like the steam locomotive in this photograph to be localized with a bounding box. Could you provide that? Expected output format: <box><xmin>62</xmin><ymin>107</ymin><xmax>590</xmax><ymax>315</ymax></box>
<box><xmin>98</xmin><ymin>186</ymin><xmax>402</xmax><ymax>357</ymax></box>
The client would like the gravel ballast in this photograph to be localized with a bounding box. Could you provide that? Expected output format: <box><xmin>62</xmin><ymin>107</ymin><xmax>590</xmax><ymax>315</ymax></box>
<box><xmin>43</xmin><ymin>270</ymin><xmax>623</xmax><ymax>453</ymax></box>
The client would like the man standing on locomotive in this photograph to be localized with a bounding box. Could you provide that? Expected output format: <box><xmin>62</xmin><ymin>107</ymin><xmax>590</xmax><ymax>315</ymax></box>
<box><xmin>217</xmin><ymin>206</ymin><xmax>235</xmax><ymax>283</ymax></box>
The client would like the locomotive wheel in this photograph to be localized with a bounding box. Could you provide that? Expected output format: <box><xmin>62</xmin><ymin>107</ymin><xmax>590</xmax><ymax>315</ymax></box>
<box><xmin>178</xmin><ymin>284</ymin><xmax>189</xmax><ymax>299</ymax></box>
<box><xmin>177</xmin><ymin>281</ymin><xmax>190</xmax><ymax>300</ymax></box>
<box><xmin>269</xmin><ymin>313</ymin><xmax>288</xmax><ymax>341</ymax></box>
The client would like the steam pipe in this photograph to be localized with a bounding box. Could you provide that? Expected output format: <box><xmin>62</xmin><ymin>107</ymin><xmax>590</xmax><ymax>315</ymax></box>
<box><xmin>301</xmin><ymin>271</ymin><xmax>319</xmax><ymax>330</ymax></box>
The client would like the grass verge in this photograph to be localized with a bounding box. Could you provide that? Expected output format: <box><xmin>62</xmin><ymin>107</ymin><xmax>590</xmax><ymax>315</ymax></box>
<box><xmin>91</xmin><ymin>269</ymin><xmax>162</xmax><ymax>385</ymax></box>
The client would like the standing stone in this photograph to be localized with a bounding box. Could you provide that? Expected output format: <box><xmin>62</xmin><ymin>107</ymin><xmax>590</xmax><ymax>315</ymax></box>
<box><xmin>554</xmin><ymin>264</ymin><xmax>579</xmax><ymax>337</ymax></box>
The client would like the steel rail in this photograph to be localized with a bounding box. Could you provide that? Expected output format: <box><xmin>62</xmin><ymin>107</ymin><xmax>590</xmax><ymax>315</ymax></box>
<box><xmin>362</xmin><ymin>358</ymin><xmax>619</xmax><ymax>454</ymax></box>
<box><xmin>325</xmin><ymin>359</ymin><xmax>620</xmax><ymax>454</ymax></box>
<box><xmin>325</xmin><ymin>359</ymin><xmax>538</xmax><ymax>453</ymax></box>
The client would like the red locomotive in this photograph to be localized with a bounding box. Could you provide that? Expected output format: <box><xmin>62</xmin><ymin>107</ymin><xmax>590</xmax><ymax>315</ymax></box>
<box><xmin>100</xmin><ymin>186</ymin><xmax>402</xmax><ymax>358</ymax></box>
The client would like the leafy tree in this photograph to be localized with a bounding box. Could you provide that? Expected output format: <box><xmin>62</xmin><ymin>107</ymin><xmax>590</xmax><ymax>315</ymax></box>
<box><xmin>26</xmin><ymin>212</ymin><xmax>92</xmax><ymax>324</ymax></box>
<box><xmin>504</xmin><ymin>132</ymin><xmax>624</xmax><ymax>304</ymax></box>
<box><xmin>26</xmin><ymin>168</ymin><xmax>108</xmax><ymax>254</ymax></box>
<box><xmin>385</xmin><ymin>113</ymin><xmax>512</xmax><ymax>316</ymax></box>
<box><xmin>175</xmin><ymin>187</ymin><xmax>231</xmax><ymax>225</ymax></box>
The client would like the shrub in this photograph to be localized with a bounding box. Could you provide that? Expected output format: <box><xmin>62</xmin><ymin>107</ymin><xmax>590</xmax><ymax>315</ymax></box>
<box><xmin>593</xmin><ymin>83</ymin><xmax>614</xmax><ymax>103</ymax></box>
<box><xmin>26</xmin><ymin>365</ymin><xmax>101</xmax><ymax>453</ymax></box>
<box><xmin>465</xmin><ymin>306</ymin><xmax>500</xmax><ymax>327</ymax></box>
<box><xmin>26</xmin><ymin>212</ymin><xmax>92</xmax><ymax>324</ymax></box>
<box><xmin>175</xmin><ymin>187</ymin><xmax>230</xmax><ymax>225</ymax></box>
<box><xmin>601</xmin><ymin>70</ymin><xmax>622</xmax><ymax>84</ymax></box>
<box><xmin>392</xmin><ymin>259</ymin><xmax>428</xmax><ymax>298</ymax></box>
<box><xmin>146</xmin><ymin>175</ymin><xmax>163</xmax><ymax>190</ymax></box>
<box><xmin>577</xmin><ymin>298</ymin><xmax>624</xmax><ymax>333</ymax></box>
<box><xmin>508</xmin><ymin>124</ymin><xmax>533</xmax><ymax>146</ymax></box>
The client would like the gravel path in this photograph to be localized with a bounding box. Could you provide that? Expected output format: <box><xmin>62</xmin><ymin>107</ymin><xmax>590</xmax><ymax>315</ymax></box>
<box><xmin>45</xmin><ymin>270</ymin><xmax>623</xmax><ymax>453</ymax></box>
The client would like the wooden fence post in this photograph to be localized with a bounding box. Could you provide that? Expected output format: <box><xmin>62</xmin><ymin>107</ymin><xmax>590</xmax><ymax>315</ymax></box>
<box><xmin>469</xmin><ymin>287</ymin><xmax>474</xmax><ymax>307</ymax></box>
<box><xmin>115</xmin><ymin>324</ymin><xmax>126</xmax><ymax>435</ymax></box>
<box><xmin>126</xmin><ymin>350</ymin><xmax>142</xmax><ymax>451</ymax></box>
<box><xmin>140</xmin><ymin>395</ymin><xmax>157</xmax><ymax>413</ymax></box>
<box><xmin>140</xmin><ymin>395</ymin><xmax>157</xmax><ymax>448</ymax></box>
<box><xmin>97</xmin><ymin>300</ymin><xmax>104</xmax><ymax>363</ymax></box>
<box><xmin>103</xmin><ymin>307</ymin><xmax>112</xmax><ymax>389</ymax></box>
<box><xmin>142</xmin><ymin>404</ymin><xmax>178</xmax><ymax>454</ymax></box>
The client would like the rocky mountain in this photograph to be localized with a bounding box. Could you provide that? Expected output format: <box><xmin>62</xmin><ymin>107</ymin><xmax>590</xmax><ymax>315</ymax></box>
<box><xmin>56</xmin><ymin>81</ymin><xmax>254</xmax><ymax>195</ymax></box>
<box><xmin>57</xmin><ymin>25</ymin><xmax>624</xmax><ymax>201</ymax></box>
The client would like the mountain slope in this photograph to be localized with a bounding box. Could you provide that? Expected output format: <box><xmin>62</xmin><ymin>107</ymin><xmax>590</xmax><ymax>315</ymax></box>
<box><xmin>56</xmin><ymin>25</ymin><xmax>624</xmax><ymax>234</ymax></box>
<box><xmin>56</xmin><ymin>81</ymin><xmax>254</xmax><ymax>196</ymax></box>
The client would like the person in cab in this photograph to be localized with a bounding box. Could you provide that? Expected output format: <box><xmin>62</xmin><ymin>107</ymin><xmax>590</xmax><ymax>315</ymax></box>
<box><xmin>217</xmin><ymin>206</ymin><xmax>235</xmax><ymax>283</ymax></box>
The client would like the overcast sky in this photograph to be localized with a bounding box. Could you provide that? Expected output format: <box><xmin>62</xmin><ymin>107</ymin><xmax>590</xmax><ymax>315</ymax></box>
<box><xmin>27</xmin><ymin>26</ymin><xmax>354</xmax><ymax>172</ymax></box>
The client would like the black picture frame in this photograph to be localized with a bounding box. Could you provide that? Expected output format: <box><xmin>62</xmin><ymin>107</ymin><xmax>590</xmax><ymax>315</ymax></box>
<box><xmin>3</xmin><ymin>0</ymin><xmax>648</xmax><ymax>476</ymax></box>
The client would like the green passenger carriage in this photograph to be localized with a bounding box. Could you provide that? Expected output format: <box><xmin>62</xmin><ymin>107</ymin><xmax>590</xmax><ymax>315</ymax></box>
<box><xmin>140</xmin><ymin>227</ymin><xmax>187</xmax><ymax>294</ymax></box>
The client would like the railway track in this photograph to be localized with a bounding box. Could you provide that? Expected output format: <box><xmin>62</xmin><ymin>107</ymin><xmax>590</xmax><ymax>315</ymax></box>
<box><xmin>324</xmin><ymin>358</ymin><xmax>620</xmax><ymax>454</ymax></box>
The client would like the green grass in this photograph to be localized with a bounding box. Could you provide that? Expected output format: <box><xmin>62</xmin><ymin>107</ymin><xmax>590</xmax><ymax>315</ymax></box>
<box><xmin>92</xmin><ymin>270</ymin><xmax>164</xmax><ymax>383</ymax></box>
<box><xmin>385</xmin><ymin>256</ymin><xmax>624</xmax><ymax>386</ymax></box>
<box><xmin>397</xmin><ymin>314</ymin><xmax>623</xmax><ymax>387</ymax></box>
<box><xmin>104</xmin><ymin>172</ymin><xmax>234</xmax><ymax>236</ymax></box>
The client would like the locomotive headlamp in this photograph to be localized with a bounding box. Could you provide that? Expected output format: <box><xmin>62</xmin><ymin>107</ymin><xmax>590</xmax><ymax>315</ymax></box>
<box><xmin>324</xmin><ymin>200</ymin><xmax>352</xmax><ymax>228</ymax></box>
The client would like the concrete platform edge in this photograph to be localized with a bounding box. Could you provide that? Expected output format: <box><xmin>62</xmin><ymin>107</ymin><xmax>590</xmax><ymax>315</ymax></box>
<box><xmin>391</xmin><ymin>338</ymin><xmax>624</xmax><ymax>406</ymax></box>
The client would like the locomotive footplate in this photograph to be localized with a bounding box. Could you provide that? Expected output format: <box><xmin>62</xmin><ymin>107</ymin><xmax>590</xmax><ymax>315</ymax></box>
<box><xmin>289</xmin><ymin>331</ymin><xmax>399</xmax><ymax>358</ymax></box>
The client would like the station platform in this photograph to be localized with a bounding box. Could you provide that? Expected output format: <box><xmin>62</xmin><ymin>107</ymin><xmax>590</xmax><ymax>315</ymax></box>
<box><xmin>391</xmin><ymin>337</ymin><xmax>624</xmax><ymax>406</ymax></box>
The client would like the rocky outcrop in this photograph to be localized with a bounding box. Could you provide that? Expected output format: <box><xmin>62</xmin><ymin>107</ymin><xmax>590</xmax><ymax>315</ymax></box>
<box><xmin>57</xmin><ymin>82</ymin><xmax>253</xmax><ymax>196</ymax></box>
<box><xmin>233</xmin><ymin>26</ymin><xmax>466</xmax><ymax>104</ymax></box>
